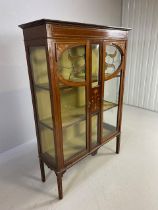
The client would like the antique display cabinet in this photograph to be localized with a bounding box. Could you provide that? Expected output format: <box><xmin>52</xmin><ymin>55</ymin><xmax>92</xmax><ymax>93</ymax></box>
<box><xmin>19</xmin><ymin>19</ymin><xmax>131</xmax><ymax>199</ymax></box>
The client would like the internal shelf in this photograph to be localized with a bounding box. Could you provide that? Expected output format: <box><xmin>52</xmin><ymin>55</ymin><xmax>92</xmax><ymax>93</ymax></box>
<box><xmin>39</xmin><ymin>106</ymin><xmax>85</xmax><ymax>130</ymax></box>
<box><xmin>38</xmin><ymin>101</ymin><xmax>117</xmax><ymax>131</ymax></box>
<box><xmin>39</xmin><ymin>118</ymin><xmax>53</xmax><ymax>130</ymax></box>
<box><xmin>35</xmin><ymin>83</ymin><xmax>50</xmax><ymax>90</ymax></box>
<box><xmin>34</xmin><ymin>75</ymin><xmax>120</xmax><ymax>91</ymax></box>
<box><xmin>34</xmin><ymin>75</ymin><xmax>99</xmax><ymax>90</ymax></box>
<box><xmin>34</xmin><ymin>82</ymin><xmax>85</xmax><ymax>90</ymax></box>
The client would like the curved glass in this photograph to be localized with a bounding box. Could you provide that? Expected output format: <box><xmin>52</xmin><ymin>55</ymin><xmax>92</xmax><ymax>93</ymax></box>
<box><xmin>105</xmin><ymin>45</ymin><xmax>122</xmax><ymax>76</ymax></box>
<box><xmin>58</xmin><ymin>46</ymin><xmax>86</xmax><ymax>82</ymax></box>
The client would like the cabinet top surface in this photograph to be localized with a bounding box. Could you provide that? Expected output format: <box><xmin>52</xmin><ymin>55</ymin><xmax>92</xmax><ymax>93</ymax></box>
<box><xmin>19</xmin><ymin>19</ymin><xmax>131</xmax><ymax>31</ymax></box>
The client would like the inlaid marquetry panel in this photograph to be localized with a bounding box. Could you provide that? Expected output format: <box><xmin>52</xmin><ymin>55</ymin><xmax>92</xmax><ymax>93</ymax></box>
<box><xmin>90</xmin><ymin>87</ymin><xmax>101</xmax><ymax>113</ymax></box>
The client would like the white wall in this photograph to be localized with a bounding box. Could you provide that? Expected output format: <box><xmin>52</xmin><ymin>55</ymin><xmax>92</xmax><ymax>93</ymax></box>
<box><xmin>122</xmin><ymin>0</ymin><xmax>158</xmax><ymax>112</ymax></box>
<box><xmin>0</xmin><ymin>0</ymin><xmax>122</xmax><ymax>153</ymax></box>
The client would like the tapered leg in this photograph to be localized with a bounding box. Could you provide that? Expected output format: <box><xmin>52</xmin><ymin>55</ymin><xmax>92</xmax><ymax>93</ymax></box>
<box><xmin>56</xmin><ymin>173</ymin><xmax>63</xmax><ymax>200</ymax></box>
<box><xmin>116</xmin><ymin>135</ymin><xmax>121</xmax><ymax>154</ymax></box>
<box><xmin>39</xmin><ymin>159</ymin><xmax>45</xmax><ymax>182</ymax></box>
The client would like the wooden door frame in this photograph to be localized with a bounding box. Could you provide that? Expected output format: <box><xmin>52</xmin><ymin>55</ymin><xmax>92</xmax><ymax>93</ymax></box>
<box><xmin>52</xmin><ymin>39</ymin><xmax>91</xmax><ymax>167</ymax></box>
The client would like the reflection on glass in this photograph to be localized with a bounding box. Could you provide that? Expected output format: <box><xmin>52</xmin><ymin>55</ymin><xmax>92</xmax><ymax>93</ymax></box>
<box><xmin>92</xmin><ymin>44</ymin><xmax>99</xmax><ymax>87</ymax></box>
<box><xmin>91</xmin><ymin>114</ymin><xmax>98</xmax><ymax>147</ymax></box>
<box><xmin>30</xmin><ymin>47</ymin><xmax>49</xmax><ymax>86</ymax></box>
<box><xmin>102</xmin><ymin>77</ymin><xmax>120</xmax><ymax>139</ymax></box>
<box><xmin>39</xmin><ymin>125</ymin><xmax>55</xmax><ymax>163</ymax></box>
<box><xmin>58</xmin><ymin>46</ymin><xmax>86</xmax><ymax>82</ymax></box>
<box><xmin>59</xmin><ymin>85</ymin><xmax>86</xmax><ymax>161</ymax></box>
<box><xmin>105</xmin><ymin>45</ymin><xmax>122</xmax><ymax>76</ymax></box>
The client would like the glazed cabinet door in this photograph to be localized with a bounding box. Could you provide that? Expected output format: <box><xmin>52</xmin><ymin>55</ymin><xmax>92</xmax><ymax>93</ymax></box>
<box><xmin>101</xmin><ymin>41</ymin><xmax>126</xmax><ymax>141</ymax></box>
<box><xmin>55</xmin><ymin>42</ymin><xmax>88</xmax><ymax>164</ymax></box>
<box><xmin>89</xmin><ymin>43</ymin><xmax>102</xmax><ymax>149</ymax></box>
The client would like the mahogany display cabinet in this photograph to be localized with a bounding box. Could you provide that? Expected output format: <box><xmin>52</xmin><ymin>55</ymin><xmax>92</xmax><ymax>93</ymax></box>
<box><xmin>19</xmin><ymin>19</ymin><xmax>131</xmax><ymax>199</ymax></box>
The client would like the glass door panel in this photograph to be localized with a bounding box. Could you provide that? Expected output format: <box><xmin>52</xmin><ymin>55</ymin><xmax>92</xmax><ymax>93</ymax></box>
<box><xmin>57</xmin><ymin>44</ymin><xmax>87</xmax><ymax>162</ymax></box>
<box><xmin>29</xmin><ymin>46</ymin><xmax>56</xmax><ymax>164</ymax></box>
<box><xmin>58</xmin><ymin>45</ymin><xmax>86</xmax><ymax>82</ymax></box>
<box><xmin>92</xmin><ymin>44</ymin><xmax>100</xmax><ymax>87</ymax></box>
<box><xmin>105</xmin><ymin>44</ymin><xmax>122</xmax><ymax>79</ymax></box>
<box><xmin>30</xmin><ymin>47</ymin><xmax>49</xmax><ymax>86</ymax></box>
<box><xmin>102</xmin><ymin>77</ymin><xmax>120</xmax><ymax>139</ymax></box>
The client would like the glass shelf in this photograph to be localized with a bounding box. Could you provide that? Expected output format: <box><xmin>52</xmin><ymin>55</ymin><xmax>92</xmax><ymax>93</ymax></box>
<box><xmin>34</xmin><ymin>83</ymin><xmax>78</xmax><ymax>91</ymax></box>
<box><xmin>105</xmin><ymin>73</ymin><xmax>120</xmax><ymax>79</ymax></box>
<box><xmin>35</xmin><ymin>83</ymin><xmax>50</xmax><ymax>90</ymax></box>
<box><xmin>39</xmin><ymin>118</ymin><xmax>54</xmax><ymax>130</ymax></box>
<box><xmin>58</xmin><ymin>45</ymin><xmax>86</xmax><ymax>82</ymax></box>
<box><xmin>39</xmin><ymin>106</ymin><xmax>86</xmax><ymax>130</ymax></box>
<box><xmin>103</xmin><ymin>100</ymin><xmax>117</xmax><ymax>111</ymax></box>
<box><xmin>38</xmin><ymin>100</ymin><xmax>117</xmax><ymax>131</ymax></box>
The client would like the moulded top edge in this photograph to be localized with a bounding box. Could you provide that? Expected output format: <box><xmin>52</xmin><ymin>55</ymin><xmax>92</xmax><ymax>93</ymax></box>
<box><xmin>18</xmin><ymin>19</ymin><xmax>132</xmax><ymax>31</ymax></box>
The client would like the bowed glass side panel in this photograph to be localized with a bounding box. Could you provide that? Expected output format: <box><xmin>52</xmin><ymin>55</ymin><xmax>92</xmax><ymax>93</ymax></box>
<box><xmin>91</xmin><ymin>114</ymin><xmax>99</xmax><ymax>147</ymax></box>
<box><xmin>29</xmin><ymin>46</ymin><xmax>56</xmax><ymax>165</ymax></box>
